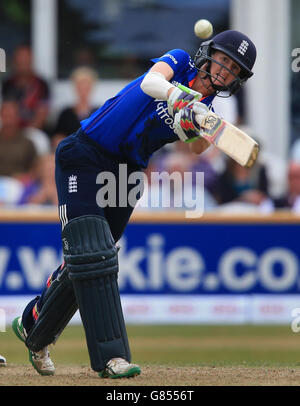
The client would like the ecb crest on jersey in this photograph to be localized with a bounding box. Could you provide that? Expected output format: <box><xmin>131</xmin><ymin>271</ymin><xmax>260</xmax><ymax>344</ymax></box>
<box><xmin>237</xmin><ymin>40</ymin><xmax>249</xmax><ymax>56</ymax></box>
<box><xmin>68</xmin><ymin>175</ymin><xmax>78</xmax><ymax>193</ymax></box>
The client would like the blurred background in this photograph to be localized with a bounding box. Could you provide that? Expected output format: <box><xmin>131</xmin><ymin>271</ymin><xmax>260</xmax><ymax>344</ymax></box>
<box><xmin>0</xmin><ymin>0</ymin><xmax>300</xmax><ymax>330</ymax></box>
<box><xmin>0</xmin><ymin>0</ymin><xmax>299</xmax><ymax>211</ymax></box>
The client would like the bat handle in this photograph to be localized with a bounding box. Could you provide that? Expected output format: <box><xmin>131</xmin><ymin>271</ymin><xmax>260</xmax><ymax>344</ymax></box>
<box><xmin>177</xmin><ymin>83</ymin><xmax>203</xmax><ymax>99</ymax></box>
<box><xmin>195</xmin><ymin>113</ymin><xmax>204</xmax><ymax>127</ymax></box>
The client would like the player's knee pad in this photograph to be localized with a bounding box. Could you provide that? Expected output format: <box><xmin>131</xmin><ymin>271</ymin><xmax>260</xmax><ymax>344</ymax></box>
<box><xmin>62</xmin><ymin>215</ymin><xmax>131</xmax><ymax>372</ymax></box>
<box><xmin>25</xmin><ymin>263</ymin><xmax>78</xmax><ymax>352</ymax></box>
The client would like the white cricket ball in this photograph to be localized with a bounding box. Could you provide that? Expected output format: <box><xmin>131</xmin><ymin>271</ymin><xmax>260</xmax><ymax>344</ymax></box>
<box><xmin>194</xmin><ymin>19</ymin><xmax>213</xmax><ymax>39</ymax></box>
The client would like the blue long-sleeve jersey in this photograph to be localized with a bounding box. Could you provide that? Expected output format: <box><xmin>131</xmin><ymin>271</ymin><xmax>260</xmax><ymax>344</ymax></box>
<box><xmin>81</xmin><ymin>49</ymin><xmax>215</xmax><ymax>168</ymax></box>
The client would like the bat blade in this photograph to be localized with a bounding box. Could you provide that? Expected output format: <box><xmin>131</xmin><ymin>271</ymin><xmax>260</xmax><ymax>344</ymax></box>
<box><xmin>196</xmin><ymin>112</ymin><xmax>259</xmax><ymax>167</ymax></box>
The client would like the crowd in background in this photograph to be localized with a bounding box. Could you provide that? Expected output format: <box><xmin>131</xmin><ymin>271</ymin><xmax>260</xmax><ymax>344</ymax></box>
<box><xmin>1</xmin><ymin>44</ymin><xmax>300</xmax><ymax>214</ymax></box>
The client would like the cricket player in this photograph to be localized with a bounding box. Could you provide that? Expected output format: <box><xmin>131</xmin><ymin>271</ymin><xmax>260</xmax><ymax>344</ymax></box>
<box><xmin>12</xmin><ymin>30</ymin><xmax>256</xmax><ymax>378</ymax></box>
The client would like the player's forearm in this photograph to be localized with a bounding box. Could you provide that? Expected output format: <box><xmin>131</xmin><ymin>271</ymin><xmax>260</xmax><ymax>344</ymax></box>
<box><xmin>140</xmin><ymin>71</ymin><xmax>175</xmax><ymax>100</ymax></box>
<box><xmin>189</xmin><ymin>137</ymin><xmax>210</xmax><ymax>154</ymax></box>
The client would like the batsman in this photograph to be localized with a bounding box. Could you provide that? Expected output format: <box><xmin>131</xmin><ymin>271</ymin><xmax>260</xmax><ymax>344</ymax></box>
<box><xmin>12</xmin><ymin>30</ymin><xmax>256</xmax><ymax>378</ymax></box>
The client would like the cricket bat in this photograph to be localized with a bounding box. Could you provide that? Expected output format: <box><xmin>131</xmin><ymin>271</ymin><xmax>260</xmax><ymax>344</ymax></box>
<box><xmin>177</xmin><ymin>84</ymin><xmax>259</xmax><ymax>168</ymax></box>
<box><xmin>196</xmin><ymin>111</ymin><xmax>259</xmax><ymax>168</ymax></box>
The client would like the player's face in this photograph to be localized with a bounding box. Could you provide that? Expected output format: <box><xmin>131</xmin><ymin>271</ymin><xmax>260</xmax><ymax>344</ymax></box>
<box><xmin>210</xmin><ymin>51</ymin><xmax>241</xmax><ymax>87</ymax></box>
<box><xmin>193</xmin><ymin>50</ymin><xmax>242</xmax><ymax>96</ymax></box>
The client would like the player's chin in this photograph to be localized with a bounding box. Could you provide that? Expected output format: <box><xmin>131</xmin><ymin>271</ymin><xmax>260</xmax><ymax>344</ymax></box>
<box><xmin>205</xmin><ymin>81</ymin><xmax>217</xmax><ymax>93</ymax></box>
<box><xmin>212</xmin><ymin>75</ymin><xmax>227</xmax><ymax>88</ymax></box>
<box><xmin>213</xmin><ymin>77</ymin><xmax>236</xmax><ymax>93</ymax></box>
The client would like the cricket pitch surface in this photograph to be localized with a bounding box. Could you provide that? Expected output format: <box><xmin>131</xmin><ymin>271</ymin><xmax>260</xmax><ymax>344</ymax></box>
<box><xmin>1</xmin><ymin>324</ymin><xmax>300</xmax><ymax>386</ymax></box>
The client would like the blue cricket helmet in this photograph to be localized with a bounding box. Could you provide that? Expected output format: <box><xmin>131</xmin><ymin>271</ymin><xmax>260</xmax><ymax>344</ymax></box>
<box><xmin>194</xmin><ymin>30</ymin><xmax>257</xmax><ymax>95</ymax></box>
<box><xmin>211</xmin><ymin>30</ymin><xmax>256</xmax><ymax>78</ymax></box>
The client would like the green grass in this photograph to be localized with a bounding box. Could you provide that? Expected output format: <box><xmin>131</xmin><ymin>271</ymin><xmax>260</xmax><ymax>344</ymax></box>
<box><xmin>2</xmin><ymin>324</ymin><xmax>300</xmax><ymax>368</ymax></box>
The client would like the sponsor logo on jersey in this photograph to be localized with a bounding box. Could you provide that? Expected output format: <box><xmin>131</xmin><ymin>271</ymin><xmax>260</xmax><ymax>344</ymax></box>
<box><xmin>155</xmin><ymin>100</ymin><xmax>175</xmax><ymax>130</ymax></box>
<box><xmin>162</xmin><ymin>53</ymin><xmax>178</xmax><ymax>65</ymax></box>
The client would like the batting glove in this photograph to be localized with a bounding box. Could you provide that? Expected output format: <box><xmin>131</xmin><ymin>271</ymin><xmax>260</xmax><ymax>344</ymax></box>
<box><xmin>173</xmin><ymin>102</ymin><xmax>209</xmax><ymax>143</ymax></box>
<box><xmin>167</xmin><ymin>86</ymin><xmax>203</xmax><ymax>117</ymax></box>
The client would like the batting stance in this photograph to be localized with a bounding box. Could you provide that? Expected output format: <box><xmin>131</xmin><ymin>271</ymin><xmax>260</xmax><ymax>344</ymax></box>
<box><xmin>12</xmin><ymin>30</ymin><xmax>256</xmax><ymax>378</ymax></box>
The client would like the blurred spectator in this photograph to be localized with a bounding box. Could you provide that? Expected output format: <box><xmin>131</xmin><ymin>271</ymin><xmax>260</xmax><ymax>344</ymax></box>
<box><xmin>24</xmin><ymin>126</ymin><xmax>51</xmax><ymax>157</ymax></box>
<box><xmin>290</xmin><ymin>138</ymin><xmax>300</xmax><ymax>163</ymax></box>
<box><xmin>74</xmin><ymin>48</ymin><xmax>96</xmax><ymax>70</ymax></box>
<box><xmin>0</xmin><ymin>101</ymin><xmax>38</xmax><ymax>179</ymax></box>
<box><xmin>232</xmin><ymin>125</ymin><xmax>286</xmax><ymax>199</ymax></box>
<box><xmin>52</xmin><ymin>66</ymin><xmax>98</xmax><ymax>149</ymax></box>
<box><xmin>0</xmin><ymin>176</ymin><xmax>25</xmax><ymax>206</ymax></box>
<box><xmin>214</xmin><ymin>157</ymin><xmax>270</xmax><ymax>210</ymax></box>
<box><xmin>273</xmin><ymin>161</ymin><xmax>300</xmax><ymax>213</ymax></box>
<box><xmin>20</xmin><ymin>153</ymin><xmax>58</xmax><ymax>206</ymax></box>
<box><xmin>137</xmin><ymin>142</ymin><xmax>218</xmax><ymax>211</ymax></box>
<box><xmin>1</xmin><ymin>45</ymin><xmax>50</xmax><ymax>131</ymax></box>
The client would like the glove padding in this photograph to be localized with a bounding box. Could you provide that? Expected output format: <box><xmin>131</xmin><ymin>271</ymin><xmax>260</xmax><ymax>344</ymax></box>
<box><xmin>167</xmin><ymin>87</ymin><xmax>203</xmax><ymax>117</ymax></box>
<box><xmin>173</xmin><ymin>102</ymin><xmax>209</xmax><ymax>143</ymax></box>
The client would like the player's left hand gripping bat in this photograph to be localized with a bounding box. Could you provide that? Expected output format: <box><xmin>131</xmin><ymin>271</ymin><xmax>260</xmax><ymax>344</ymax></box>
<box><xmin>177</xmin><ymin>84</ymin><xmax>259</xmax><ymax>168</ymax></box>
